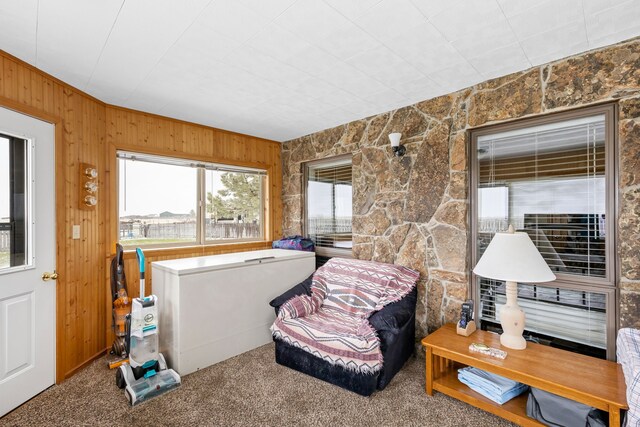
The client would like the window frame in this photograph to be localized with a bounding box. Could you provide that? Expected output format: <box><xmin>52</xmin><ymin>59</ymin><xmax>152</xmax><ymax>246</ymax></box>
<box><xmin>0</xmin><ymin>132</ymin><xmax>34</xmax><ymax>275</ymax></box>
<box><xmin>200</xmin><ymin>167</ymin><xmax>265</xmax><ymax>245</ymax></box>
<box><xmin>469</xmin><ymin>103</ymin><xmax>618</xmax><ymax>359</ymax></box>
<box><xmin>116</xmin><ymin>150</ymin><xmax>267</xmax><ymax>250</ymax></box>
<box><xmin>303</xmin><ymin>154</ymin><xmax>353</xmax><ymax>259</ymax></box>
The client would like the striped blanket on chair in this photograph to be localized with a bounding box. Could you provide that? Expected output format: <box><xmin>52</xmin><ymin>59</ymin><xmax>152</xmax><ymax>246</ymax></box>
<box><xmin>271</xmin><ymin>258</ymin><xmax>419</xmax><ymax>374</ymax></box>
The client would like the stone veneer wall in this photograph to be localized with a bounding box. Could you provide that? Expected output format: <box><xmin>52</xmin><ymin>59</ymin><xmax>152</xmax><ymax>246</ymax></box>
<box><xmin>281</xmin><ymin>37</ymin><xmax>640</xmax><ymax>338</ymax></box>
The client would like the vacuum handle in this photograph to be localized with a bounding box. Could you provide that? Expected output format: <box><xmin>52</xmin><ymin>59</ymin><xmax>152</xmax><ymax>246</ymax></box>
<box><xmin>136</xmin><ymin>248</ymin><xmax>145</xmax><ymax>274</ymax></box>
<box><xmin>111</xmin><ymin>243</ymin><xmax>125</xmax><ymax>300</ymax></box>
<box><xmin>115</xmin><ymin>243</ymin><xmax>124</xmax><ymax>273</ymax></box>
<box><xmin>114</xmin><ymin>243</ymin><xmax>128</xmax><ymax>298</ymax></box>
<box><xmin>136</xmin><ymin>248</ymin><xmax>145</xmax><ymax>298</ymax></box>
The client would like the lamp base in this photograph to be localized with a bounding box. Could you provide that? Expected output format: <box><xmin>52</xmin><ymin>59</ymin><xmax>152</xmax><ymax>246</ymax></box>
<box><xmin>500</xmin><ymin>330</ymin><xmax>527</xmax><ymax>350</ymax></box>
<box><xmin>499</xmin><ymin>280</ymin><xmax>527</xmax><ymax>350</ymax></box>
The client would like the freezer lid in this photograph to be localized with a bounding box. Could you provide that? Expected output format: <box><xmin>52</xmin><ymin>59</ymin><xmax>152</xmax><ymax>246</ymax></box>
<box><xmin>151</xmin><ymin>248</ymin><xmax>315</xmax><ymax>276</ymax></box>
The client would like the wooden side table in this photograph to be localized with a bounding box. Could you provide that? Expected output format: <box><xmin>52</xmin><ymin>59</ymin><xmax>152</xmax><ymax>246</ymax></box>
<box><xmin>422</xmin><ymin>324</ymin><xmax>628</xmax><ymax>426</ymax></box>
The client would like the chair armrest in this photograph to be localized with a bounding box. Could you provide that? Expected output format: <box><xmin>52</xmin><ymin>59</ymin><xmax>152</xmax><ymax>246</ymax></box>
<box><xmin>369</xmin><ymin>287</ymin><xmax>417</xmax><ymax>333</ymax></box>
<box><xmin>278</xmin><ymin>293</ymin><xmax>323</xmax><ymax>320</ymax></box>
<box><xmin>269</xmin><ymin>274</ymin><xmax>313</xmax><ymax>314</ymax></box>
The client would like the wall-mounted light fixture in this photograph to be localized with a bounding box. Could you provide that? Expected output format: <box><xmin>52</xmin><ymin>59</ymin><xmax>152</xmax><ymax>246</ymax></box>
<box><xmin>388</xmin><ymin>132</ymin><xmax>406</xmax><ymax>157</ymax></box>
<box><xmin>79</xmin><ymin>163</ymin><xmax>98</xmax><ymax>210</ymax></box>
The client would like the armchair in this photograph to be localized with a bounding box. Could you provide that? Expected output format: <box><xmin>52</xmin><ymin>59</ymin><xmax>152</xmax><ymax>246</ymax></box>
<box><xmin>269</xmin><ymin>259</ymin><xmax>418</xmax><ymax>396</ymax></box>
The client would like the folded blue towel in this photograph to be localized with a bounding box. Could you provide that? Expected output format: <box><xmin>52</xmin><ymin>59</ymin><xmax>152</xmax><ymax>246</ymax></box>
<box><xmin>458</xmin><ymin>367</ymin><xmax>528</xmax><ymax>405</ymax></box>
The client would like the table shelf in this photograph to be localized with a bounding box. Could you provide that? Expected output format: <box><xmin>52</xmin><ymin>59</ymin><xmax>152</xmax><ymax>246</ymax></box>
<box><xmin>434</xmin><ymin>369</ymin><xmax>543</xmax><ymax>426</ymax></box>
<box><xmin>422</xmin><ymin>324</ymin><xmax>627</xmax><ymax>426</ymax></box>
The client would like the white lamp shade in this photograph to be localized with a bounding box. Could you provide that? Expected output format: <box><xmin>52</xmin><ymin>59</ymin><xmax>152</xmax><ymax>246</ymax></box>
<box><xmin>388</xmin><ymin>133</ymin><xmax>401</xmax><ymax>147</ymax></box>
<box><xmin>473</xmin><ymin>229</ymin><xmax>556</xmax><ymax>283</ymax></box>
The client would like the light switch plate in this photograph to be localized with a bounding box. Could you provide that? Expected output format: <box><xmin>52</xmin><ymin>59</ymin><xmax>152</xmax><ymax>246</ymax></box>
<box><xmin>72</xmin><ymin>225</ymin><xmax>80</xmax><ymax>240</ymax></box>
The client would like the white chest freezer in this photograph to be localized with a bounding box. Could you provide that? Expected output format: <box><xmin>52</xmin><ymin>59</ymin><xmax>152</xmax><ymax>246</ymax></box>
<box><xmin>152</xmin><ymin>249</ymin><xmax>315</xmax><ymax>376</ymax></box>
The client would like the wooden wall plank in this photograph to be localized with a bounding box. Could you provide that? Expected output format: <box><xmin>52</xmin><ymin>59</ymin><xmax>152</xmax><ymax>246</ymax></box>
<box><xmin>103</xmin><ymin>106</ymin><xmax>282</xmax><ymax>346</ymax></box>
<box><xmin>0</xmin><ymin>49</ymin><xmax>283</xmax><ymax>383</ymax></box>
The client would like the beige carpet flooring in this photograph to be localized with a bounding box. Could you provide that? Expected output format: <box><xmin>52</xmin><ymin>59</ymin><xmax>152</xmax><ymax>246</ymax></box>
<box><xmin>1</xmin><ymin>343</ymin><xmax>514</xmax><ymax>426</ymax></box>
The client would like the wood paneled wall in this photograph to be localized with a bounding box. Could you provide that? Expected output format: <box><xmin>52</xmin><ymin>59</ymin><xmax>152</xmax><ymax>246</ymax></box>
<box><xmin>103</xmin><ymin>106</ymin><xmax>282</xmax><ymax>345</ymax></box>
<box><xmin>0</xmin><ymin>51</ymin><xmax>108</xmax><ymax>382</ymax></box>
<box><xmin>0</xmin><ymin>50</ymin><xmax>282</xmax><ymax>382</ymax></box>
<box><xmin>104</xmin><ymin>105</ymin><xmax>282</xmax><ymax>244</ymax></box>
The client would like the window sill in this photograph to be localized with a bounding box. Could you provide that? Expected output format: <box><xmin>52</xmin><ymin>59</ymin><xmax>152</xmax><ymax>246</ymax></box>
<box><xmin>315</xmin><ymin>246</ymin><xmax>353</xmax><ymax>258</ymax></box>
<box><xmin>110</xmin><ymin>240</ymin><xmax>272</xmax><ymax>260</ymax></box>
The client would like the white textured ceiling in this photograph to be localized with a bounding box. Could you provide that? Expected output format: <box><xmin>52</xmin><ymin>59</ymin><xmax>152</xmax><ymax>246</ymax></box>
<box><xmin>1</xmin><ymin>0</ymin><xmax>639</xmax><ymax>142</ymax></box>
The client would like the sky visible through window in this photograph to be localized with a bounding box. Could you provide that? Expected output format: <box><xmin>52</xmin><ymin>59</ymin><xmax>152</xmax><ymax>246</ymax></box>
<box><xmin>307</xmin><ymin>181</ymin><xmax>352</xmax><ymax>218</ymax></box>
<box><xmin>118</xmin><ymin>159</ymin><xmax>225</xmax><ymax>217</ymax></box>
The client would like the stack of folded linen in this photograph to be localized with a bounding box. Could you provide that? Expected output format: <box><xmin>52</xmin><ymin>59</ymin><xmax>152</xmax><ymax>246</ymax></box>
<box><xmin>458</xmin><ymin>367</ymin><xmax>528</xmax><ymax>404</ymax></box>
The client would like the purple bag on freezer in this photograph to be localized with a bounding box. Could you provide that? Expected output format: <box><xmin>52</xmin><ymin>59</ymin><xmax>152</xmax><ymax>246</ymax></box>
<box><xmin>272</xmin><ymin>235</ymin><xmax>315</xmax><ymax>252</ymax></box>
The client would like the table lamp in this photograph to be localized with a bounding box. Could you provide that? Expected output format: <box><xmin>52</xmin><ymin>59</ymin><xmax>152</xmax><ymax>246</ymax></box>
<box><xmin>473</xmin><ymin>225</ymin><xmax>556</xmax><ymax>350</ymax></box>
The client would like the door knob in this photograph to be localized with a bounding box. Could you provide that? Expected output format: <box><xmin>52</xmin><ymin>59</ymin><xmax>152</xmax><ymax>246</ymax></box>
<box><xmin>42</xmin><ymin>271</ymin><xmax>58</xmax><ymax>281</ymax></box>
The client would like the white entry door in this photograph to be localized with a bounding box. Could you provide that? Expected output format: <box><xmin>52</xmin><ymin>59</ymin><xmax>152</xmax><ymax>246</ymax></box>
<box><xmin>0</xmin><ymin>106</ymin><xmax>56</xmax><ymax>416</ymax></box>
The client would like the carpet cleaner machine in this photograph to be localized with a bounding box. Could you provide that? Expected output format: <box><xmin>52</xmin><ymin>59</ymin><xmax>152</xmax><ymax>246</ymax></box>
<box><xmin>115</xmin><ymin>248</ymin><xmax>181</xmax><ymax>405</ymax></box>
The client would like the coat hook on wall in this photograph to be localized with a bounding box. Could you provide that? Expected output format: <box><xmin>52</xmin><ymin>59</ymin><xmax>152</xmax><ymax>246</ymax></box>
<box><xmin>79</xmin><ymin>163</ymin><xmax>98</xmax><ymax>210</ymax></box>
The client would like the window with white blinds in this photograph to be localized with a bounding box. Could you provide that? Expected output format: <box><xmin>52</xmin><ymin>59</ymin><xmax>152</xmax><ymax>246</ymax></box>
<box><xmin>471</xmin><ymin>105</ymin><xmax>616</xmax><ymax>359</ymax></box>
<box><xmin>305</xmin><ymin>157</ymin><xmax>352</xmax><ymax>256</ymax></box>
<box><xmin>478</xmin><ymin>279</ymin><xmax>608</xmax><ymax>356</ymax></box>
<box><xmin>477</xmin><ymin>115</ymin><xmax>608</xmax><ymax>280</ymax></box>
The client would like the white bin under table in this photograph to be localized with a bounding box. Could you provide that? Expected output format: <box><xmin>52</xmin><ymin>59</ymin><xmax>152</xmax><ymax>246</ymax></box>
<box><xmin>152</xmin><ymin>249</ymin><xmax>315</xmax><ymax>376</ymax></box>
